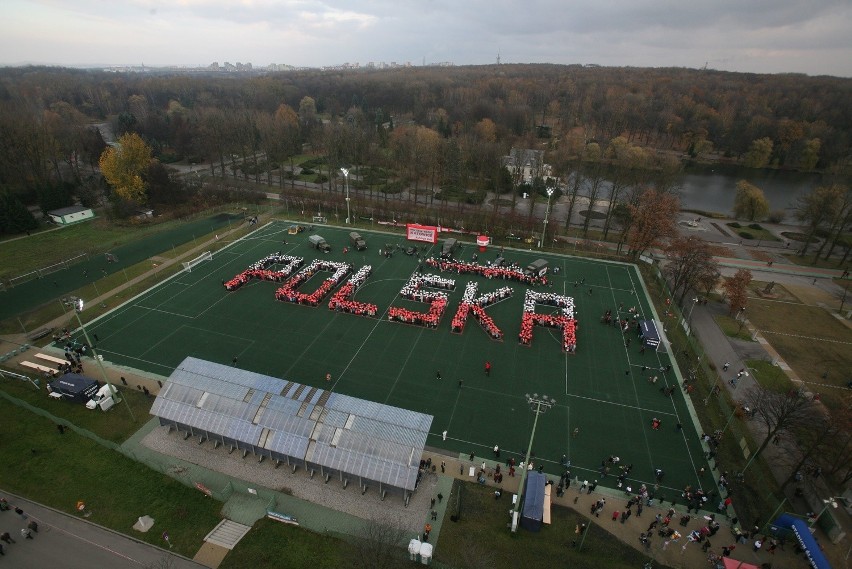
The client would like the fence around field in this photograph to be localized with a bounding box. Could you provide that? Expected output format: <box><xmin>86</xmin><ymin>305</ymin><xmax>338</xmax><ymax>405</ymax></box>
<box><xmin>642</xmin><ymin>261</ymin><xmax>786</xmax><ymax>530</ymax></box>
<box><xmin>0</xmin><ymin>209</ymin><xmax>247</xmax><ymax>322</ymax></box>
<box><xmin>6</xmin><ymin>253</ymin><xmax>90</xmax><ymax>289</ymax></box>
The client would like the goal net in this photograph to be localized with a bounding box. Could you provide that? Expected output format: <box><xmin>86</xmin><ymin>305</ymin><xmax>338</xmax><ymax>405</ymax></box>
<box><xmin>182</xmin><ymin>251</ymin><xmax>213</xmax><ymax>272</ymax></box>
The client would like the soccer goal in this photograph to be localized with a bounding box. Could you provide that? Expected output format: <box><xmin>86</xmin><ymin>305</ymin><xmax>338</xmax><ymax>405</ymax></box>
<box><xmin>182</xmin><ymin>251</ymin><xmax>213</xmax><ymax>272</ymax></box>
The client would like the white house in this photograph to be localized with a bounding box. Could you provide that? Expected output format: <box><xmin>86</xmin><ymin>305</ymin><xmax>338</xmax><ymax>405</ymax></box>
<box><xmin>503</xmin><ymin>148</ymin><xmax>553</xmax><ymax>184</ymax></box>
<box><xmin>47</xmin><ymin>206</ymin><xmax>94</xmax><ymax>225</ymax></box>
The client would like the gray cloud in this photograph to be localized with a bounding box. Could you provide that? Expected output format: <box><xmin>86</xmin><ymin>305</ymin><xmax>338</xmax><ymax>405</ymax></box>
<box><xmin>1</xmin><ymin>0</ymin><xmax>850</xmax><ymax>76</ymax></box>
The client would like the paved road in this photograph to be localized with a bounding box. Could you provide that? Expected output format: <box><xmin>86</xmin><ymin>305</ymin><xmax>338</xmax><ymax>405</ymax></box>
<box><xmin>0</xmin><ymin>491</ymin><xmax>206</xmax><ymax>569</ymax></box>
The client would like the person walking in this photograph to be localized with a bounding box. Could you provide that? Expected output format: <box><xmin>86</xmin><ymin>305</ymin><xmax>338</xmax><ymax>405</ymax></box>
<box><xmin>0</xmin><ymin>532</ymin><xmax>15</xmax><ymax>544</ymax></box>
<box><xmin>436</xmin><ymin>371</ymin><xmax>442</xmax><ymax>380</ymax></box>
<box><xmin>458</xmin><ymin>379</ymin><xmax>463</xmax><ymax>388</ymax></box>
<box><xmin>484</xmin><ymin>361</ymin><xmax>491</xmax><ymax>376</ymax></box>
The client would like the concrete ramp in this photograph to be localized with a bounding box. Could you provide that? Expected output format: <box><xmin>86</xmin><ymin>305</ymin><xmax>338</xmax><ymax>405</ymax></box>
<box><xmin>203</xmin><ymin>519</ymin><xmax>252</xmax><ymax>550</ymax></box>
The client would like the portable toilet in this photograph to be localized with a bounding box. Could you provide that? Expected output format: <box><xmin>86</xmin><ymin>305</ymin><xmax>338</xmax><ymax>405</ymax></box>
<box><xmin>419</xmin><ymin>542</ymin><xmax>433</xmax><ymax>565</ymax></box>
<box><xmin>408</xmin><ymin>538</ymin><xmax>421</xmax><ymax>561</ymax></box>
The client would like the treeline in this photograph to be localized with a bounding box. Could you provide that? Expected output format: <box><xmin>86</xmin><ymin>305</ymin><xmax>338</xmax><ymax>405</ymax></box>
<box><xmin>0</xmin><ymin>64</ymin><xmax>850</xmax><ymax>223</ymax></box>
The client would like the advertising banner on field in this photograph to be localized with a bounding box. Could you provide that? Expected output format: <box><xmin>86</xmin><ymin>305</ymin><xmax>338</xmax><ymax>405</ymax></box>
<box><xmin>406</xmin><ymin>224</ymin><xmax>439</xmax><ymax>244</ymax></box>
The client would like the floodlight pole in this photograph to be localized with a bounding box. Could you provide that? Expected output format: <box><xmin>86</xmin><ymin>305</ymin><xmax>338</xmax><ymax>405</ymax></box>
<box><xmin>540</xmin><ymin>188</ymin><xmax>554</xmax><ymax>248</ymax></box>
<box><xmin>340</xmin><ymin>168</ymin><xmax>351</xmax><ymax>224</ymax></box>
<box><xmin>811</xmin><ymin>497</ymin><xmax>841</xmax><ymax>527</ymax></box>
<box><xmin>74</xmin><ymin>300</ymin><xmax>135</xmax><ymax>421</ymax></box>
<box><xmin>511</xmin><ymin>393</ymin><xmax>555</xmax><ymax>533</ymax></box>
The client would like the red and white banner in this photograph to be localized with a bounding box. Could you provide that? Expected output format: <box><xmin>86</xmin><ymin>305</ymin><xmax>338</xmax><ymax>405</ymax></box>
<box><xmin>406</xmin><ymin>224</ymin><xmax>439</xmax><ymax>244</ymax></box>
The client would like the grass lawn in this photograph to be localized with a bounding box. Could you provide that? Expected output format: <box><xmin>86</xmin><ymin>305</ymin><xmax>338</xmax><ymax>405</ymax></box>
<box><xmin>0</xmin><ymin>395</ymin><xmax>222</xmax><ymax>557</ymax></box>
<box><xmin>726</xmin><ymin>223</ymin><xmax>780</xmax><ymax>242</ymax></box>
<box><xmin>746</xmin><ymin>299</ymin><xmax>852</xmax><ymax>409</ymax></box>
<box><xmin>746</xmin><ymin>359</ymin><xmax>793</xmax><ymax>393</ymax></box>
<box><xmin>0</xmin><ymin>374</ymin><xmax>152</xmax><ymax>444</ymax></box>
<box><xmin>713</xmin><ymin>314</ymin><xmax>754</xmax><ymax>341</ymax></box>
<box><xmin>782</xmin><ymin>253</ymin><xmax>849</xmax><ymax>270</ymax></box>
<box><xmin>219</xmin><ymin>519</ymin><xmax>346</xmax><ymax>569</ymax></box>
<box><xmin>435</xmin><ymin>481</ymin><xmax>669</xmax><ymax>569</ymax></box>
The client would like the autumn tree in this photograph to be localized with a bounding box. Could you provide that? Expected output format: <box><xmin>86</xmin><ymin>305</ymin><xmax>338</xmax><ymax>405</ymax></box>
<box><xmin>722</xmin><ymin>269</ymin><xmax>753</xmax><ymax>316</ymax></box>
<box><xmin>743</xmin><ymin>137</ymin><xmax>774</xmax><ymax>168</ymax></box>
<box><xmin>663</xmin><ymin>237</ymin><xmax>719</xmax><ymax>304</ymax></box>
<box><xmin>99</xmin><ymin>133</ymin><xmax>154</xmax><ymax>203</ymax></box>
<box><xmin>733</xmin><ymin>180</ymin><xmax>769</xmax><ymax>221</ymax></box>
<box><xmin>796</xmin><ymin>185</ymin><xmax>844</xmax><ymax>257</ymax></box>
<box><xmin>625</xmin><ymin>188</ymin><xmax>680</xmax><ymax>258</ymax></box>
<box><xmin>741</xmin><ymin>385</ymin><xmax>815</xmax><ymax>463</ymax></box>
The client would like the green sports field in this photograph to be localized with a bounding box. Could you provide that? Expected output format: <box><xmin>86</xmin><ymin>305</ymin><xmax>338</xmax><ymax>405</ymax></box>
<box><xmin>79</xmin><ymin>221</ymin><xmax>710</xmax><ymax>497</ymax></box>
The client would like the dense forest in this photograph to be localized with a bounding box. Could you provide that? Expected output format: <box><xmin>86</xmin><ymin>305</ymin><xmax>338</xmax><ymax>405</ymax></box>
<box><xmin>0</xmin><ymin>64</ymin><xmax>850</xmax><ymax>237</ymax></box>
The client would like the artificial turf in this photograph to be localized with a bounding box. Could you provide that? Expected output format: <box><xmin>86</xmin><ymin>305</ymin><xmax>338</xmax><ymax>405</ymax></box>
<box><xmin>74</xmin><ymin>221</ymin><xmax>711</xmax><ymax>497</ymax></box>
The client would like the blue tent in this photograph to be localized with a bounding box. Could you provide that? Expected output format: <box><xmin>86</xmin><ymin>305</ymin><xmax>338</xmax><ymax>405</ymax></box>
<box><xmin>521</xmin><ymin>471</ymin><xmax>546</xmax><ymax>532</ymax></box>
<box><xmin>771</xmin><ymin>514</ymin><xmax>832</xmax><ymax>569</ymax></box>
<box><xmin>48</xmin><ymin>373</ymin><xmax>99</xmax><ymax>403</ymax></box>
<box><xmin>638</xmin><ymin>320</ymin><xmax>661</xmax><ymax>350</ymax></box>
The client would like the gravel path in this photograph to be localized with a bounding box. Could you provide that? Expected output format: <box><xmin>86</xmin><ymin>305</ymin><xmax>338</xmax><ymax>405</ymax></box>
<box><xmin>141</xmin><ymin>425</ymin><xmax>437</xmax><ymax>536</ymax></box>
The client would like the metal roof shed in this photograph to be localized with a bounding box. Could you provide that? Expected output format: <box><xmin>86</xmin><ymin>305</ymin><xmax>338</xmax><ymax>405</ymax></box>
<box><xmin>151</xmin><ymin>357</ymin><xmax>433</xmax><ymax>504</ymax></box>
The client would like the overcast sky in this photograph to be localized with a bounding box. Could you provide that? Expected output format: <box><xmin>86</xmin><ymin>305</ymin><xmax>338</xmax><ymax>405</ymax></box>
<box><xmin>2</xmin><ymin>0</ymin><xmax>851</xmax><ymax>77</ymax></box>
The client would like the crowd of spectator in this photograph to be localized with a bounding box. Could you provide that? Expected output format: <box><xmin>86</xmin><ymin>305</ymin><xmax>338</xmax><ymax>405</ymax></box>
<box><xmin>425</xmin><ymin>257</ymin><xmax>547</xmax><ymax>286</ymax></box>
<box><xmin>275</xmin><ymin>260</ymin><xmax>352</xmax><ymax>306</ymax></box>
<box><xmin>328</xmin><ymin>266</ymin><xmax>378</xmax><ymax>316</ymax></box>
<box><xmin>450</xmin><ymin>282</ymin><xmax>513</xmax><ymax>339</ymax></box>
<box><xmin>518</xmin><ymin>290</ymin><xmax>578</xmax><ymax>352</ymax></box>
<box><xmin>388</xmin><ymin>273</ymin><xmax>455</xmax><ymax>328</ymax></box>
<box><xmin>223</xmin><ymin>253</ymin><xmax>304</xmax><ymax>291</ymax></box>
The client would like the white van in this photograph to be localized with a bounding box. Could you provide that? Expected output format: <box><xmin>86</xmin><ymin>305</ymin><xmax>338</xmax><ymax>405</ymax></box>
<box><xmin>86</xmin><ymin>383</ymin><xmax>117</xmax><ymax>411</ymax></box>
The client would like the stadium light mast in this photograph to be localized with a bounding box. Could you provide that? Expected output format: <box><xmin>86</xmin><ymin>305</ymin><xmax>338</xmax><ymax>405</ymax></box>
<box><xmin>340</xmin><ymin>168</ymin><xmax>351</xmax><ymax>224</ymax></box>
<box><xmin>511</xmin><ymin>393</ymin><xmax>555</xmax><ymax>533</ymax></box>
<box><xmin>74</xmin><ymin>299</ymin><xmax>135</xmax><ymax>421</ymax></box>
<box><xmin>540</xmin><ymin>188</ymin><xmax>554</xmax><ymax>248</ymax></box>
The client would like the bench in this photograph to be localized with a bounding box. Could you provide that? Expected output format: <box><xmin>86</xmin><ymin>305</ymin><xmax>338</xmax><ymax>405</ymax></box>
<box><xmin>19</xmin><ymin>361</ymin><xmax>58</xmax><ymax>376</ymax></box>
<box><xmin>35</xmin><ymin>353</ymin><xmax>67</xmax><ymax>366</ymax></box>
<box><xmin>26</xmin><ymin>327</ymin><xmax>54</xmax><ymax>342</ymax></box>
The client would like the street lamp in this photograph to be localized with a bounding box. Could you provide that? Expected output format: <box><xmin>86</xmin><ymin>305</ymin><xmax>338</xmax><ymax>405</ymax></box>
<box><xmin>340</xmin><ymin>168</ymin><xmax>351</xmax><ymax>224</ymax></box>
<box><xmin>811</xmin><ymin>497</ymin><xmax>842</xmax><ymax>527</ymax></box>
<box><xmin>686</xmin><ymin>297</ymin><xmax>699</xmax><ymax>322</ymax></box>
<box><xmin>74</xmin><ymin>299</ymin><xmax>135</xmax><ymax>421</ymax></box>
<box><xmin>511</xmin><ymin>393</ymin><xmax>556</xmax><ymax>533</ymax></box>
<box><xmin>540</xmin><ymin>188</ymin><xmax>554</xmax><ymax>248</ymax></box>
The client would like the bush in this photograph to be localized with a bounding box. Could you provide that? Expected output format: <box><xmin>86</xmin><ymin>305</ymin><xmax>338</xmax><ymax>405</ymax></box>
<box><xmin>314</xmin><ymin>174</ymin><xmax>328</xmax><ymax>184</ymax></box>
<box><xmin>767</xmin><ymin>210</ymin><xmax>786</xmax><ymax>224</ymax></box>
<box><xmin>738</xmin><ymin>231</ymin><xmax>754</xmax><ymax>240</ymax></box>
<box><xmin>300</xmin><ymin>168</ymin><xmax>315</xmax><ymax>175</ymax></box>
<box><xmin>728</xmin><ymin>222</ymin><xmax>742</xmax><ymax>228</ymax></box>
<box><xmin>748</xmin><ymin>223</ymin><xmax>763</xmax><ymax>230</ymax></box>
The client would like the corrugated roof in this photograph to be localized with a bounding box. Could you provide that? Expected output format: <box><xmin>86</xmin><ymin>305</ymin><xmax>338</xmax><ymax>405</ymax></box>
<box><xmin>47</xmin><ymin>205</ymin><xmax>91</xmax><ymax>216</ymax></box>
<box><xmin>151</xmin><ymin>357</ymin><xmax>432</xmax><ymax>491</ymax></box>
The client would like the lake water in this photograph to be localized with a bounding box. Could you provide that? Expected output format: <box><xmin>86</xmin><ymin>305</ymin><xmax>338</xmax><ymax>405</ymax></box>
<box><xmin>676</xmin><ymin>164</ymin><xmax>823</xmax><ymax>216</ymax></box>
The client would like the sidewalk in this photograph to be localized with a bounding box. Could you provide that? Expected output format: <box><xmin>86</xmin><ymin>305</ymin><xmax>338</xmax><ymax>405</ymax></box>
<box><xmin>0</xmin><ymin>489</ymin><xmax>206</xmax><ymax>569</ymax></box>
<box><xmin>420</xmin><ymin>448</ymin><xmax>797</xmax><ymax>569</ymax></box>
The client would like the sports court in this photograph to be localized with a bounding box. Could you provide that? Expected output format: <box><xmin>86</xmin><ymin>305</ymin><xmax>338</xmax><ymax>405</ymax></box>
<box><xmin>77</xmin><ymin>221</ymin><xmax>711</xmax><ymax>497</ymax></box>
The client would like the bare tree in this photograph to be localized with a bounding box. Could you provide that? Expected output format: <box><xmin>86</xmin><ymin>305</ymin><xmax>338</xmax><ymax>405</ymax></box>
<box><xmin>351</xmin><ymin>516</ymin><xmax>410</xmax><ymax>569</ymax></box>
<box><xmin>741</xmin><ymin>385</ymin><xmax>816</xmax><ymax>463</ymax></box>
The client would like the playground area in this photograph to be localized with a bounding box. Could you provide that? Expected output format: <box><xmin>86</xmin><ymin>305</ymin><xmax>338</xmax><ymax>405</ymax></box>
<box><xmin>64</xmin><ymin>221</ymin><xmax>712</xmax><ymax>499</ymax></box>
